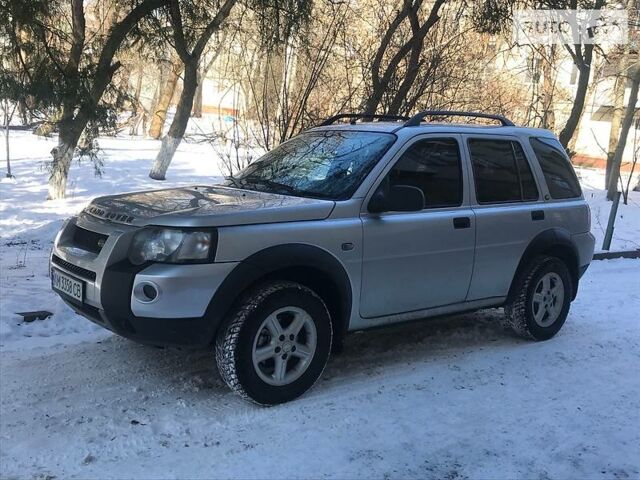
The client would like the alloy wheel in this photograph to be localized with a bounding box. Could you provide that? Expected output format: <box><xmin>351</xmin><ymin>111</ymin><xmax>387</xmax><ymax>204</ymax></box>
<box><xmin>251</xmin><ymin>306</ymin><xmax>318</xmax><ymax>386</ymax></box>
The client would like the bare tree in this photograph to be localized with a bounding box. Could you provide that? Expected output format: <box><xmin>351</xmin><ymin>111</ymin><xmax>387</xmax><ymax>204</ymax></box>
<box><xmin>149</xmin><ymin>0</ymin><xmax>237</xmax><ymax>180</ymax></box>
<box><xmin>556</xmin><ymin>0</ymin><xmax>606</xmax><ymax>148</ymax></box>
<box><xmin>605</xmin><ymin>49</ymin><xmax>632</xmax><ymax>185</ymax></box>
<box><xmin>607</xmin><ymin>59</ymin><xmax>640</xmax><ymax>200</ymax></box>
<box><xmin>362</xmin><ymin>0</ymin><xmax>447</xmax><ymax>115</ymax></box>
<box><xmin>192</xmin><ymin>40</ymin><xmax>226</xmax><ymax>118</ymax></box>
<box><xmin>242</xmin><ymin>2</ymin><xmax>346</xmax><ymax>150</ymax></box>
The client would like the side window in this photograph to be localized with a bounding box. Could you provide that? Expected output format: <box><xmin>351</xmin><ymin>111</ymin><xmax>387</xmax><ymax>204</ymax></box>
<box><xmin>388</xmin><ymin>138</ymin><xmax>462</xmax><ymax>209</ymax></box>
<box><xmin>468</xmin><ymin>138</ymin><xmax>539</xmax><ymax>204</ymax></box>
<box><xmin>529</xmin><ymin>137</ymin><xmax>582</xmax><ymax>199</ymax></box>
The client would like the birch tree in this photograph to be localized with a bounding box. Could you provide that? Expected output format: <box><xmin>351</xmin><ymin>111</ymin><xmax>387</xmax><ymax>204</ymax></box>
<box><xmin>149</xmin><ymin>0</ymin><xmax>236</xmax><ymax>179</ymax></box>
<box><xmin>147</xmin><ymin>0</ymin><xmax>312</xmax><ymax>180</ymax></box>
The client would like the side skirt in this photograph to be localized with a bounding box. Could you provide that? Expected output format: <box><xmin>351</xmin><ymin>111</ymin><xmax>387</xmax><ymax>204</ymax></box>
<box><xmin>349</xmin><ymin>297</ymin><xmax>506</xmax><ymax>331</ymax></box>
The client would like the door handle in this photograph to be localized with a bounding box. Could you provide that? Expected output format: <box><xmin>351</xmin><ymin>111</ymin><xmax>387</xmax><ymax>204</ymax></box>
<box><xmin>531</xmin><ymin>210</ymin><xmax>545</xmax><ymax>221</ymax></box>
<box><xmin>453</xmin><ymin>217</ymin><xmax>471</xmax><ymax>229</ymax></box>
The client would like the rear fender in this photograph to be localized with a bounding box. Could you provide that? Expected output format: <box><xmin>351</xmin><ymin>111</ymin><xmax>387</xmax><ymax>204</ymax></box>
<box><xmin>506</xmin><ymin>228</ymin><xmax>580</xmax><ymax>303</ymax></box>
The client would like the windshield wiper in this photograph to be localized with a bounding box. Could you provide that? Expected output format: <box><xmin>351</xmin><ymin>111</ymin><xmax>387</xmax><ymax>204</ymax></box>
<box><xmin>239</xmin><ymin>175</ymin><xmax>301</xmax><ymax>196</ymax></box>
<box><xmin>225</xmin><ymin>176</ymin><xmax>243</xmax><ymax>188</ymax></box>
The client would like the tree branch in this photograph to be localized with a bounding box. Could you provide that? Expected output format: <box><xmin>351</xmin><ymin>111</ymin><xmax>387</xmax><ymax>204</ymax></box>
<box><xmin>168</xmin><ymin>0</ymin><xmax>190</xmax><ymax>62</ymax></box>
<box><xmin>193</xmin><ymin>0</ymin><xmax>237</xmax><ymax>60</ymax></box>
<box><xmin>87</xmin><ymin>0</ymin><xmax>171</xmax><ymax>106</ymax></box>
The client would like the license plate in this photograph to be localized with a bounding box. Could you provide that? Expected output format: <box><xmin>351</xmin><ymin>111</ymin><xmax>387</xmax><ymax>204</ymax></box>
<box><xmin>51</xmin><ymin>268</ymin><xmax>84</xmax><ymax>302</ymax></box>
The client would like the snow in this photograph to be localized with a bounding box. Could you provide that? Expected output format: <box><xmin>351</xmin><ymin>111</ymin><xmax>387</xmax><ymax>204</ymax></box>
<box><xmin>577</xmin><ymin>168</ymin><xmax>640</xmax><ymax>252</ymax></box>
<box><xmin>1</xmin><ymin>131</ymin><xmax>639</xmax><ymax>478</ymax></box>
<box><xmin>1</xmin><ymin>259</ymin><xmax>639</xmax><ymax>478</ymax></box>
<box><xmin>0</xmin><ymin>132</ymin><xmax>224</xmax><ymax>239</ymax></box>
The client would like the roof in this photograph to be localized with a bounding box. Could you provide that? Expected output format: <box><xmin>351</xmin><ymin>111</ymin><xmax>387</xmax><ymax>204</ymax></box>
<box><xmin>309</xmin><ymin>121</ymin><xmax>558</xmax><ymax>139</ymax></box>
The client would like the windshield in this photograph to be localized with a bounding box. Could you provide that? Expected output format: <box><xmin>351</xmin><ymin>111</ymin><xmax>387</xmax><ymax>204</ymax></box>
<box><xmin>225</xmin><ymin>131</ymin><xmax>395</xmax><ymax>200</ymax></box>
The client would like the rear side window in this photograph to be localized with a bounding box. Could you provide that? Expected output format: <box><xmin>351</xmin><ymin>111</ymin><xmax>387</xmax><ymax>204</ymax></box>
<box><xmin>529</xmin><ymin>137</ymin><xmax>582</xmax><ymax>199</ymax></box>
<box><xmin>468</xmin><ymin>138</ymin><xmax>539</xmax><ymax>204</ymax></box>
<box><xmin>388</xmin><ymin>138</ymin><xmax>462</xmax><ymax>208</ymax></box>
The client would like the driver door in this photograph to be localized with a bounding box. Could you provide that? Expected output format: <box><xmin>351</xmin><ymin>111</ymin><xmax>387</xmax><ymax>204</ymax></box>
<box><xmin>359</xmin><ymin>135</ymin><xmax>476</xmax><ymax>319</ymax></box>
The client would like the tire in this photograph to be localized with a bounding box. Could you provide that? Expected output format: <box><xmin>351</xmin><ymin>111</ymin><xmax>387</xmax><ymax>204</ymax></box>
<box><xmin>504</xmin><ymin>255</ymin><xmax>573</xmax><ymax>341</ymax></box>
<box><xmin>215</xmin><ymin>281</ymin><xmax>332</xmax><ymax>405</ymax></box>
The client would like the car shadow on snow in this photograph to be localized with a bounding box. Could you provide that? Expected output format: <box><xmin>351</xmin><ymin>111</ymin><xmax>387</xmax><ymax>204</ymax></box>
<box><xmin>105</xmin><ymin>307</ymin><xmax>520</xmax><ymax>403</ymax></box>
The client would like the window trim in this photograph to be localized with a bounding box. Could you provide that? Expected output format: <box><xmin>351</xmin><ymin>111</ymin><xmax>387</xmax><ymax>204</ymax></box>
<box><xmin>380</xmin><ymin>136</ymin><xmax>465</xmax><ymax>211</ymax></box>
<box><xmin>511</xmin><ymin>140</ymin><xmax>540</xmax><ymax>201</ymax></box>
<box><xmin>466</xmin><ymin>136</ymin><xmax>542</xmax><ymax>206</ymax></box>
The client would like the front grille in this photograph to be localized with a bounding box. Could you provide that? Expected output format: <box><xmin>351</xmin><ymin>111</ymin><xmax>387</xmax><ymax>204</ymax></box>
<box><xmin>72</xmin><ymin>225</ymin><xmax>108</xmax><ymax>254</ymax></box>
<box><xmin>51</xmin><ymin>255</ymin><xmax>97</xmax><ymax>281</ymax></box>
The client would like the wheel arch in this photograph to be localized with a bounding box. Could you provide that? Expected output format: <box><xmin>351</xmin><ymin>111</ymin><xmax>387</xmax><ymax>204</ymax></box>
<box><xmin>506</xmin><ymin>228</ymin><xmax>580</xmax><ymax>303</ymax></box>
<box><xmin>204</xmin><ymin>243</ymin><xmax>352</xmax><ymax>346</ymax></box>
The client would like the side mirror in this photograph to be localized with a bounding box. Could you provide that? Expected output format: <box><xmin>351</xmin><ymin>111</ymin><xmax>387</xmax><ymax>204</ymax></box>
<box><xmin>368</xmin><ymin>185</ymin><xmax>424</xmax><ymax>213</ymax></box>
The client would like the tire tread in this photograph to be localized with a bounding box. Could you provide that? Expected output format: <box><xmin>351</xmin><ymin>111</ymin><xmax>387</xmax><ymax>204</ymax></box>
<box><xmin>504</xmin><ymin>255</ymin><xmax>570</xmax><ymax>340</ymax></box>
<box><xmin>215</xmin><ymin>281</ymin><xmax>330</xmax><ymax>405</ymax></box>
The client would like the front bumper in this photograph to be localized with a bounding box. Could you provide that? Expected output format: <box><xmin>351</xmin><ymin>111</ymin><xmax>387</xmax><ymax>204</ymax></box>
<box><xmin>51</xmin><ymin>213</ymin><xmax>237</xmax><ymax>347</ymax></box>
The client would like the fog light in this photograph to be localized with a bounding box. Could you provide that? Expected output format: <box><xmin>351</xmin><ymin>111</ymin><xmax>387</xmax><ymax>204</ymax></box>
<box><xmin>133</xmin><ymin>281</ymin><xmax>160</xmax><ymax>303</ymax></box>
<box><xmin>142</xmin><ymin>284</ymin><xmax>157</xmax><ymax>301</ymax></box>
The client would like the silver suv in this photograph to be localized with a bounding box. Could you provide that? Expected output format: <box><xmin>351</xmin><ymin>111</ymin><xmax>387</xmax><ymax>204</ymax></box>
<box><xmin>50</xmin><ymin>111</ymin><xmax>595</xmax><ymax>404</ymax></box>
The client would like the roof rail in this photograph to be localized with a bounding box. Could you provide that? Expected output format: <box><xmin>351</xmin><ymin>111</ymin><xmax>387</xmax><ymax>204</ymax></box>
<box><xmin>320</xmin><ymin>113</ymin><xmax>410</xmax><ymax>126</ymax></box>
<box><xmin>404</xmin><ymin>110</ymin><xmax>515</xmax><ymax>127</ymax></box>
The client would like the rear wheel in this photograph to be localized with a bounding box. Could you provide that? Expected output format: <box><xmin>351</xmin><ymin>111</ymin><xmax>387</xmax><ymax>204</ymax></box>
<box><xmin>215</xmin><ymin>281</ymin><xmax>332</xmax><ymax>405</ymax></box>
<box><xmin>504</xmin><ymin>255</ymin><xmax>573</xmax><ymax>341</ymax></box>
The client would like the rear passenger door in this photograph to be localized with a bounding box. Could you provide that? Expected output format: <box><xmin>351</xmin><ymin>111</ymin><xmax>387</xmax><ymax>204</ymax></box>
<box><xmin>464</xmin><ymin>135</ymin><xmax>547</xmax><ymax>301</ymax></box>
<box><xmin>360</xmin><ymin>135</ymin><xmax>475</xmax><ymax>318</ymax></box>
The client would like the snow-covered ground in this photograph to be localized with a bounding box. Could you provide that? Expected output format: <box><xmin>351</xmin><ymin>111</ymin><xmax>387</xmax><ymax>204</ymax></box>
<box><xmin>1</xmin><ymin>259</ymin><xmax>639</xmax><ymax>479</ymax></box>
<box><xmin>1</xmin><ymin>131</ymin><xmax>639</xmax><ymax>478</ymax></box>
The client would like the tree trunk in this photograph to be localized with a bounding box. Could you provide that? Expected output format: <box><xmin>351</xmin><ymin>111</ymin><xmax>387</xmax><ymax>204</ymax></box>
<box><xmin>148</xmin><ymin>60</ymin><xmax>181</xmax><ymax>139</ymax></box>
<box><xmin>17</xmin><ymin>99</ymin><xmax>29</xmax><ymax>126</ymax></box>
<box><xmin>47</xmin><ymin>124</ymin><xmax>84</xmax><ymax>199</ymax></box>
<box><xmin>145</xmin><ymin>68</ymin><xmax>164</xmax><ymax>135</ymax></box>
<box><xmin>541</xmin><ymin>46</ymin><xmax>556</xmax><ymax>130</ymax></box>
<box><xmin>606</xmin><ymin>0</ymin><xmax>634</xmax><ymax>186</ymax></box>
<box><xmin>559</xmin><ymin>46</ymin><xmax>594</xmax><ymax>148</ymax></box>
<box><xmin>386</xmin><ymin>8</ymin><xmax>423</xmax><ymax>116</ymax></box>
<box><xmin>606</xmin><ymin>56</ymin><xmax>630</xmax><ymax>186</ymax></box>
<box><xmin>606</xmin><ymin>62</ymin><xmax>640</xmax><ymax>200</ymax></box>
<box><xmin>4</xmin><ymin>103</ymin><xmax>13</xmax><ymax>178</ymax></box>
<box><xmin>192</xmin><ymin>67</ymin><xmax>204</xmax><ymax>118</ymax></box>
<box><xmin>129</xmin><ymin>64</ymin><xmax>144</xmax><ymax>135</ymax></box>
<box><xmin>568</xmin><ymin>69</ymin><xmax>599</xmax><ymax>154</ymax></box>
<box><xmin>149</xmin><ymin>60</ymin><xmax>198</xmax><ymax>180</ymax></box>
<box><xmin>363</xmin><ymin>0</ymin><xmax>445</xmax><ymax>116</ymax></box>
<box><xmin>5</xmin><ymin>123</ymin><xmax>10</xmax><ymax>178</ymax></box>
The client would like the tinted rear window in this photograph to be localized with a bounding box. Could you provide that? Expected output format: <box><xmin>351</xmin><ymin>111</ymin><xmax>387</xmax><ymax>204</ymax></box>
<box><xmin>468</xmin><ymin>138</ymin><xmax>539</xmax><ymax>203</ymax></box>
<box><xmin>529</xmin><ymin>137</ymin><xmax>582</xmax><ymax>199</ymax></box>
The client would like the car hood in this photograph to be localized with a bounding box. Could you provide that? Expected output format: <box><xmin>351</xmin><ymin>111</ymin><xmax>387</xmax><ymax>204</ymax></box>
<box><xmin>84</xmin><ymin>185</ymin><xmax>336</xmax><ymax>228</ymax></box>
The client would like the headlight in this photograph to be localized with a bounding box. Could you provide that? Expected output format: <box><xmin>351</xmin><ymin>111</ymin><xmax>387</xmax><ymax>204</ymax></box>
<box><xmin>128</xmin><ymin>228</ymin><xmax>216</xmax><ymax>265</ymax></box>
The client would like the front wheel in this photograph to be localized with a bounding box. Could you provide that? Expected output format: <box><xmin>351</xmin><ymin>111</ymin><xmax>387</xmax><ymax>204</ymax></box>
<box><xmin>215</xmin><ymin>281</ymin><xmax>332</xmax><ymax>405</ymax></box>
<box><xmin>504</xmin><ymin>255</ymin><xmax>573</xmax><ymax>341</ymax></box>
